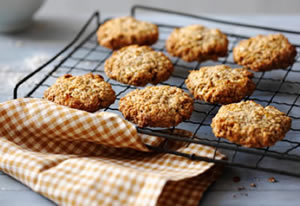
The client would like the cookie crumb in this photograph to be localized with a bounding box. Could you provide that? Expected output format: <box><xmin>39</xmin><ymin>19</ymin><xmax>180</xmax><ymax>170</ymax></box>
<box><xmin>232</xmin><ymin>176</ymin><xmax>241</xmax><ymax>183</ymax></box>
<box><xmin>268</xmin><ymin>177</ymin><xmax>277</xmax><ymax>183</ymax></box>
<box><xmin>238</xmin><ymin>186</ymin><xmax>245</xmax><ymax>191</ymax></box>
<box><xmin>250</xmin><ymin>183</ymin><xmax>256</xmax><ymax>187</ymax></box>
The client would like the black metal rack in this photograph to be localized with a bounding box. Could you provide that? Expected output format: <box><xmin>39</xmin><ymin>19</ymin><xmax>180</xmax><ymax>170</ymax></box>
<box><xmin>14</xmin><ymin>5</ymin><xmax>300</xmax><ymax>177</ymax></box>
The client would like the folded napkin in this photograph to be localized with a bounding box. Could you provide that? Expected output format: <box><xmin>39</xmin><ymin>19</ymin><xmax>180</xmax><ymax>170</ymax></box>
<box><xmin>0</xmin><ymin>98</ymin><xmax>224</xmax><ymax>206</ymax></box>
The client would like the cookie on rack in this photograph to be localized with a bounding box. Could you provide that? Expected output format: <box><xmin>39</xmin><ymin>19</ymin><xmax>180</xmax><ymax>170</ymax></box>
<box><xmin>166</xmin><ymin>25</ymin><xmax>228</xmax><ymax>62</ymax></box>
<box><xmin>44</xmin><ymin>73</ymin><xmax>116</xmax><ymax>112</ymax></box>
<box><xmin>233</xmin><ymin>34</ymin><xmax>297</xmax><ymax>72</ymax></box>
<box><xmin>119</xmin><ymin>85</ymin><xmax>194</xmax><ymax>127</ymax></box>
<box><xmin>185</xmin><ymin>65</ymin><xmax>256</xmax><ymax>104</ymax></box>
<box><xmin>211</xmin><ymin>100</ymin><xmax>292</xmax><ymax>148</ymax></box>
<box><xmin>97</xmin><ymin>16</ymin><xmax>158</xmax><ymax>50</ymax></box>
<box><xmin>104</xmin><ymin>45</ymin><xmax>174</xmax><ymax>86</ymax></box>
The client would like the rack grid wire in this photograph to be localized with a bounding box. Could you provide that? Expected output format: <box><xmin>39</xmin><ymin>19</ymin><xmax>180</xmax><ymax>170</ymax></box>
<box><xmin>14</xmin><ymin>5</ymin><xmax>300</xmax><ymax>177</ymax></box>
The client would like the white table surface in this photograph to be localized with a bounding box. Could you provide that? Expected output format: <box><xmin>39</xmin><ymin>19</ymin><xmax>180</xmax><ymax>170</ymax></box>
<box><xmin>1</xmin><ymin>4</ymin><xmax>300</xmax><ymax>206</ymax></box>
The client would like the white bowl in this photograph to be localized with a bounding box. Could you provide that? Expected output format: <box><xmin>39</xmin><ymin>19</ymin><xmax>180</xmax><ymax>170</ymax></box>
<box><xmin>0</xmin><ymin>0</ymin><xmax>45</xmax><ymax>32</ymax></box>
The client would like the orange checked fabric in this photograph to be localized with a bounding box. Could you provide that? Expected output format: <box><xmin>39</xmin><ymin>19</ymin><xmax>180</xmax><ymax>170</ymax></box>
<box><xmin>0</xmin><ymin>98</ymin><xmax>224</xmax><ymax>206</ymax></box>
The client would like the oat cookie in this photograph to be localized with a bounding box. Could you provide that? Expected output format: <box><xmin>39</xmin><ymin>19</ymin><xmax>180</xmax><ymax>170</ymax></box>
<box><xmin>119</xmin><ymin>86</ymin><xmax>194</xmax><ymax>127</ymax></box>
<box><xmin>233</xmin><ymin>34</ymin><xmax>297</xmax><ymax>72</ymax></box>
<box><xmin>105</xmin><ymin>45</ymin><xmax>174</xmax><ymax>86</ymax></box>
<box><xmin>166</xmin><ymin>25</ymin><xmax>228</xmax><ymax>62</ymax></box>
<box><xmin>44</xmin><ymin>73</ymin><xmax>116</xmax><ymax>112</ymax></box>
<box><xmin>97</xmin><ymin>16</ymin><xmax>158</xmax><ymax>50</ymax></box>
<box><xmin>185</xmin><ymin>65</ymin><xmax>256</xmax><ymax>104</ymax></box>
<box><xmin>211</xmin><ymin>100</ymin><xmax>291</xmax><ymax>148</ymax></box>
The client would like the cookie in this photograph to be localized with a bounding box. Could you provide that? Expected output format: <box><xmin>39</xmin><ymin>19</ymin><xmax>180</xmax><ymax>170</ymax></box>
<box><xmin>211</xmin><ymin>100</ymin><xmax>291</xmax><ymax>148</ymax></box>
<box><xmin>97</xmin><ymin>16</ymin><xmax>158</xmax><ymax>50</ymax></box>
<box><xmin>119</xmin><ymin>86</ymin><xmax>194</xmax><ymax>127</ymax></box>
<box><xmin>104</xmin><ymin>45</ymin><xmax>174</xmax><ymax>86</ymax></box>
<box><xmin>233</xmin><ymin>34</ymin><xmax>297</xmax><ymax>72</ymax></box>
<box><xmin>185</xmin><ymin>65</ymin><xmax>256</xmax><ymax>104</ymax></box>
<box><xmin>166</xmin><ymin>25</ymin><xmax>228</xmax><ymax>62</ymax></box>
<box><xmin>44</xmin><ymin>73</ymin><xmax>116</xmax><ymax>112</ymax></box>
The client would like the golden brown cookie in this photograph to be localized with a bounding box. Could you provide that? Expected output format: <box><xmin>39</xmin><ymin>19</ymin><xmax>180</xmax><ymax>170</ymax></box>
<box><xmin>211</xmin><ymin>100</ymin><xmax>291</xmax><ymax>148</ymax></box>
<box><xmin>233</xmin><ymin>34</ymin><xmax>297</xmax><ymax>72</ymax></box>
<box><xmin>104</xmin><ymin>45</ymin><xmax>174</xmax><ymax>86</ymax></box>
<box><xmin>119</xmin><ymin>85</ymin><xmax>194</xmax><ymax>127</ymax></box>
<box><xmin>44</xmin><ymin>73</ymin><xmax>116</xmax><ymax>112</ymax></box>
<box><xmin>97</xmin><ymin>16</ymin><xmax>158</xmax><ymax>50</ymax></box>
<box><xmin>166</xmin><ymin>25</ymin><xmax>228</xmax><ymax>62</ymax></box>
<box><xmin>185</xmin><ymin>65</ymin><xmax>256</xmax><ymax>104</ymax></box>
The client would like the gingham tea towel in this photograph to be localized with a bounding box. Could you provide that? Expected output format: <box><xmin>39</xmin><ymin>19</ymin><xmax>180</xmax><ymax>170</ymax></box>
<box><xmin>0</xmin><ymin>98</ymin><xmax>224</xmax><ymax>206</ymax></box>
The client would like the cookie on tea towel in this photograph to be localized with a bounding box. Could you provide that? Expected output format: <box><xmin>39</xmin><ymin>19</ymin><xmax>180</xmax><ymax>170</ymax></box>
<box><xmin>185</xmin><ymin>65</ymin><xmax>256</xmax><ymax>104</ymax></box>
<box><xmin>211</xmin><ymin>100</ymin><xmax>291</xmax><ymax>148</ymax></box>
<box><xmin>119</xmin><ymin>85</ymin><xmax>194</xmax><ymax>127</ymax></box>
<box><xmin>97</xmin><ymin>16</ymin><xmax>158</xmax><ymax>50</ymax></box>
<box><xmin>166</xmin><ymin>25</ymin><xmax>228</xmax><ymax>62</ymax></box>
<box><xmin>233</xmin><ymin>34</ymin><xmax>297</xmax><ymax>72</ymax></box>
<box><xmin>44</xmin><ymin>73</ymin><xmax>116</xmax><ymax>112</ymax></box>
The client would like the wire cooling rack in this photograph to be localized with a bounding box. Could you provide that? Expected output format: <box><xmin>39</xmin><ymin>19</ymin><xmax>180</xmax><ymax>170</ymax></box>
<box><xmin>14</xmin><ymin>5</ymin><xmax>300</xmax><ymax>177</ymax></box>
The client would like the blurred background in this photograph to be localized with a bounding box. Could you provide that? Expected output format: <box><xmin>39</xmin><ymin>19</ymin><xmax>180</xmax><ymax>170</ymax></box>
<box><xmin>43</xmin><ymin>0</ymin><xmax>300</xmax><ymax>16</ymax></box>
